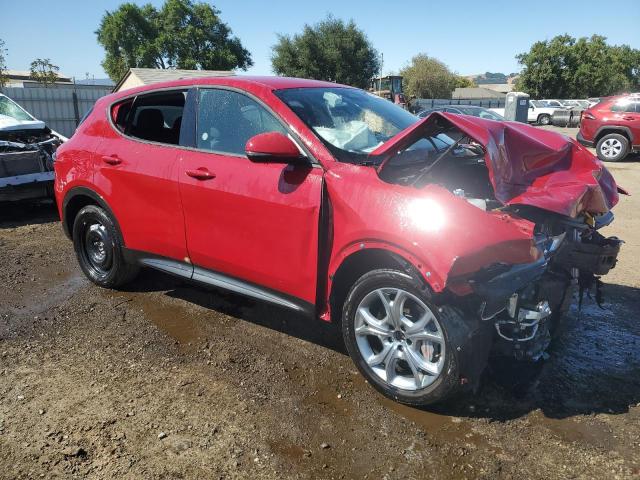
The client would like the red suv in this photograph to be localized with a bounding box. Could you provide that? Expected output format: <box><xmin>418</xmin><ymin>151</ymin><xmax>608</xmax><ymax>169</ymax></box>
<box><xmin>578</xmin><ymin>94</ymin><xmax>640</xmax><ymax>162</ymax></box>
<box><xmin>54</xmin><ymin>77</ymin><xmax>622</xmax><ymax>406</ymax></box>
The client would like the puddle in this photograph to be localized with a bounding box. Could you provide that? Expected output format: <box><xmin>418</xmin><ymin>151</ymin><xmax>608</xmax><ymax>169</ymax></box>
<box><xmin>378</xmin><ymin>395</ymin><xmax>482</xmax><ymax>446</ymax></box>
<box><xmin>9</xmin><ymin>269</ymin><xmax>86</xmax><ymax>317</ymax></box>
<box><xmin>537</xmin><ymin>413</ymin><xmax>616</xmax><ymax>448</ymax></box>
<box><xmin>135</xmin><ymin>296</ymin><xmax>204</xmax><ymax>347</ymax></box>
<box><xmin>537</xmin><ymin>298</ymin><xmax>640</xmax><ymax>414</ymax></box>
<box><xmin>268</xmin><ymin>439</ymin><xmax>306</xmax><ymax>461</ymax></box>
<box><xmin>345</xmin><ymin>375</ymin><xmax>483</xmax><ymax>448</ymax></box>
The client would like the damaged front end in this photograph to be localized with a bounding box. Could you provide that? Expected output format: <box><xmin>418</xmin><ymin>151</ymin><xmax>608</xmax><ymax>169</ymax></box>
<box><xmin>0</xmin><ymin>94</ymin><xmax>63</xmax><ymax>202</ymax></box>
<box><xmin>372</xmin><ymin>112</ymin><xmax>623</xmax><ymax>365</ymax></box>
<box><xmin>468</xmin><ymin>209</ymin><xmax>622</xmax><ymax>361</ymax></box>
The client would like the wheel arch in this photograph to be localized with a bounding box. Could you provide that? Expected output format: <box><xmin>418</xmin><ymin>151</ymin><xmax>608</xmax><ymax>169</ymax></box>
<box><xmin>328</xmin><ymin>247</ymin><xmax>431</xmax><ymax>325</ymax></box>
<box><xmin>594</xmin><ymin>126</ymin><xmax>634</xmax><ymax>144</ymax></box>
<box><xmin>62</xmin><ymin>187</ymin><xmax>123</xmax><ymax>243</ymax></box>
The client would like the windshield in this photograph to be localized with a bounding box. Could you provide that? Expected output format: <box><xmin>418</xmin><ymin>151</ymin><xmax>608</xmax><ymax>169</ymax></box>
<box><xmin>0</xmin><ymin>95</ymin><xmax>34</xmax><ymax>121</ymax></box>
<box><xmin>276</xmin><ymin>87</ymin><xmax>420</xmax><ymax>163</ymax></box>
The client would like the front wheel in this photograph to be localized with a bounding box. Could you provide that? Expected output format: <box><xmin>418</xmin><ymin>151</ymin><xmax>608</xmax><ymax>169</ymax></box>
<box><xmin>341</xmin><ymin>269</ymin><xmax>465</xmax><ymax>406</ymax></box>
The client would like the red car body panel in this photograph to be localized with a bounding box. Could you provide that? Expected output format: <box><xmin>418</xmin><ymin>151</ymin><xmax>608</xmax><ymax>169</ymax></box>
<box><xmin>374</xmin><ymin>113</ymin><xmax>619</xmax><ymax>217</ymax></box>
<box><xmin>54</xmin><ymin>76</ymin><xmax>620</xmax><ymax>323</ymax></box>
<box><xmin>322</xmin><ymin>163</ymin><xmax>538</xmax><ymax>296</ymax></box>
<box><xmin>178</xmin><ymin>149</ymin><xmax>323</xmax><ymax>303</ymax></box>
<box><xmin>94</xmin><ymin>128</ymin><xmax>188</xmax><ymax>261</ymax></box>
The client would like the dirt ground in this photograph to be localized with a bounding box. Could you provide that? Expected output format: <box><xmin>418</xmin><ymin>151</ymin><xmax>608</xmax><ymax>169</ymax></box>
<box><xmin>1</xmin><ymin>127</ymin><xmax>639</xmax><ymax>479</ymax></box>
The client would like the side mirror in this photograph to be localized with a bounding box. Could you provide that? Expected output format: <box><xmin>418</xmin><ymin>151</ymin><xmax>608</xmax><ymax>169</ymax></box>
<box><xmin>245</xmin><ymin>132</ymin><xmax>307</xmax><ymax>164</ymax></box>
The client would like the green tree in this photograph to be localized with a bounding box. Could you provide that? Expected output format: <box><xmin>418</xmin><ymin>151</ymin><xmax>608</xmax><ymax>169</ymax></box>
<box><xmin>96</xmin><ymin>0</ymin><xmax>252</xmax><ymax>82</ymax></box>
<box><xmin>29</xmin><ymin>58</ymin><xmax>60</xmax><ymax>87</ymax></box>
<box><xmin>271</xmin><ymin>16</ymin><xmax>379</xmax><ymax>89</ymax></box>
<box><xmin>454</xmin><ymin>75</ymin><xmax>475</xmax><ymax>89</ymax></box>
<box><xmin>515</xmin><ymin>34</ymin><xmax>640</xmax><ymax>98</ymax></box>
<box><xmin>0</xmin><ymin>39</ymin><xmax>7</xmax><ymax>88</ymax></box>
<box><xmin>400</xmin><ymin>54</ymin><xmax>464</xmax><ymax>98</ymax></box>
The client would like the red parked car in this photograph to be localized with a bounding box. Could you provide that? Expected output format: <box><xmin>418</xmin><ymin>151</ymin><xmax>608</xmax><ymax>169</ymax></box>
<box><xmin>578</xmin><ymin>94</ymin><xmax>640</xmax><ymax>162</ymax></box>
<box><xmin>54</xmin><ymin>76</ymin><xmax>623</xmax><ymax>406</ymax></box>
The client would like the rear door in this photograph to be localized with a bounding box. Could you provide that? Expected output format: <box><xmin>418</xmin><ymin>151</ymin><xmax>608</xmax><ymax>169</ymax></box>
<box><xmin>611</xmin><ymin>101</ymin><xmax>640</xmax><ymax>146</ymax></box>
<box><xmin>92</xmin><ymin>89</ymin><xmax>188</xmax><ymax>261</ymax></box>
<box><xmin>178</xmin><ymin>87</ymin><xmax>323</xmax><ymax>305</ymax></box>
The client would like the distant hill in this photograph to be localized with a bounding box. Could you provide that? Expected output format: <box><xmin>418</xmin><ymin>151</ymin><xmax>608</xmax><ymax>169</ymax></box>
<box><xmin>469</xmin><ymin>72</ymin><xmax>519</xmax><ymax>85</ymax></box>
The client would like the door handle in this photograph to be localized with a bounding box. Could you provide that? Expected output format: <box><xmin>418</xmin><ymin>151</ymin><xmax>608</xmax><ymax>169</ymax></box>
<box><xmin>186</xmin><ymin>168</ymin><xmax>216</xmax><ymax>180</ymax></box>
<box><xmin>102</xmin><ymin>155</ymin><xmax>122</xmax><ymax>166</ymax></box>
<box><xmin>623</xmin><ymin>116</ymin><xmax>636</xmax><ymax>121</ymax></box>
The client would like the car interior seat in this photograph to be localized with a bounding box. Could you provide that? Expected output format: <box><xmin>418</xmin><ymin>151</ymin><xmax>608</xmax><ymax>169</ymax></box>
<box><xmin>134</xmin><ymin>108</ymin><xmax>166</xmax><ymax>143</ymax></box>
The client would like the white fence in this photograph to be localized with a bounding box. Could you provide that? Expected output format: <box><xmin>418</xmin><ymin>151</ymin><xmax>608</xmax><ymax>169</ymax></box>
<box><xmin>1</xmin><ymin>86</ymin><xmax>112</xmax><ymax>138</ymax></box>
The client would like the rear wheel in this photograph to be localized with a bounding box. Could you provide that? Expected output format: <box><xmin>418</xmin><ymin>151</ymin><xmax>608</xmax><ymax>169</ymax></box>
<box><xmin>341</xmin><ymin>269</ymin><xmax>462</xmax><ymax>406</ymax></box>
<box><xmin>596</xmin><ymin>133</ymin><xmax>629</xmax><ymax>162</ymax></box>
<box><xmin>72</xmin><ymin>205</ymin><xmax>139</xmax><ymax>288</ymax></box>
<box><xmin>537</xmin><ymin>114</ymin><xmax>551</xmax><ymax>125</ymax></box>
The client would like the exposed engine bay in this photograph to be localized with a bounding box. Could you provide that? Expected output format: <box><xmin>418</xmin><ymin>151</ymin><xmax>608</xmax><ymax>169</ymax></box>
<box><xmin>0</xmin><ymin>94</ymin><xmax>63</xmax><ymax>202</ymax></box>
<box><xmin>375</xmin><ymin>113</ymin><xmax>623</xmax><ymax>363</ymax></box>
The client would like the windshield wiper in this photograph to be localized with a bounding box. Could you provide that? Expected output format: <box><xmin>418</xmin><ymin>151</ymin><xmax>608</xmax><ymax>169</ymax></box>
<box><xmin>410</xmin><ymin>137</ymin><xmax>463</xmax><ymax>187</ymax></box>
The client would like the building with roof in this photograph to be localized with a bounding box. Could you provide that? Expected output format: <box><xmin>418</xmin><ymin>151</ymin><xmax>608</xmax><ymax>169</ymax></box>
<box><xmin>452</xmin><ymin>86</ymin><xmax>509</xmax><ymax>99</ymax></box>
<box><xmin>114</xmin><ymin>68</ymin><xmax>234</xmax><ymax>92</ymax></box>
<box><xmin>3</xmin><ymin>69</ymin><xmax>73</xmax><ymax>87</ymax></box>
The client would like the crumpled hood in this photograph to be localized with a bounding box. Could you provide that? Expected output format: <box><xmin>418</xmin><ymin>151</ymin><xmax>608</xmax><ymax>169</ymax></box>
<box><xmin>372</xmin><ymin>112</ymin><xmax>619</xmax><ymax>218</ymax></box>
<box><xmin>0</xmin><ymin>114</ymin><xmax>46</xmax><ymax>132</ymax></box>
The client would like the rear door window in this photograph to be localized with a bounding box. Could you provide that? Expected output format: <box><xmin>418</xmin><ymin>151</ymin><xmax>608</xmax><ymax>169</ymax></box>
<box><xmin>196</xmin><ymin>89</ymin><xmax>286</xmax><ymax>156</ymax></box>
<box><xmin>611</xmin><ymin>101</ymin><xmax>639</xmax><ymax>113</ymax></box>
<box><xmin>120</xmin><ymin>90</ymin><xmax>187</xmax><ymax>145</ymax></box>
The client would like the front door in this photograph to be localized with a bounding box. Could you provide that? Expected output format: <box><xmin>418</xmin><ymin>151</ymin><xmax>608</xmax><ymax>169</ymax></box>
<box><xmin>178</xmin><ymin>87</ymin><xmax>324</xmax><ymax>305</ymax></box>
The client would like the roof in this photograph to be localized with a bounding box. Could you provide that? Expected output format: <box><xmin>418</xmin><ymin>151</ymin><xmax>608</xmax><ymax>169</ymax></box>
<box><xmin>113</xmin><ymin>68</ymin><xmax>346</xmax><ymax>93</ymax></box>
<box><xmin>480</xmin><ymin>83</ymin><xmax>514</xmax><ymax>94</ymax></box>
<box><xmin>5</xmin><ymin>69</ymin><xmax>72</xmax><ymax>83</ymax></box>
<box><xmin>76</xmin><ymin>78</ymin><xmax>115</xmax><ymax>87</ymax></box>
<box><xmin>114</xmin><ymin>68</ymin><xmax>234</xmax><ymax>91</ymax></box>
<box><xmin>107</xmin><ymin>74</ymin><xmax>348</xmax><ymax>102</ymax></box>
<box><xmin>452</xmin><ymin>87</ymin><xmax>506</xmax><ymax>99</ymax></box>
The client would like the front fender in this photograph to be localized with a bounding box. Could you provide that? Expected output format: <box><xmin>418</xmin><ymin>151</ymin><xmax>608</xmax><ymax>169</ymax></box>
<box><xmin>325</xmin><ymin>164</ymin><xmax>538</xmax><ymax>296</ymax></box>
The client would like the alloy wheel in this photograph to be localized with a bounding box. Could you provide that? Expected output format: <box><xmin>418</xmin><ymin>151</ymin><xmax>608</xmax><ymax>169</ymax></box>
<box><xmin>354</xmin><ymin>288</ymin><xmax>445</xmax><ymax>391</ymax></box>
<box><xmin>600</xmin><ymin>138</ymin><xmax>623</xmax><ymax>159</ymax></box>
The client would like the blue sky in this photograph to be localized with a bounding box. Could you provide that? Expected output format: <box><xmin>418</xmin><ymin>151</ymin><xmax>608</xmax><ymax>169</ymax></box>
<box><xmin>2</xmin><ymin>0</ymin><xmax>639</xmax><ymax>81</ymax></box>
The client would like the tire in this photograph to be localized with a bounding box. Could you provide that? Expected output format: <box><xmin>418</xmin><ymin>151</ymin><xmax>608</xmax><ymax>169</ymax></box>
<box><xmin>72</xmin><ymin>205</ymin><xmax>139</xmax><ymax>288</ymax></box>
<box><xmin>596</xmin><ymin>133</ymin><xmax>629</xmax><ymax>162</ymax></box>
<box><xmin>537</xmin><ymin>114</ymin><xmax>551</xmax><ymax>125</ymax></box>
<box><xmin>341</xmin><ymin>269</ymin><xmax>465</xmax><ymax>406</ymax></box>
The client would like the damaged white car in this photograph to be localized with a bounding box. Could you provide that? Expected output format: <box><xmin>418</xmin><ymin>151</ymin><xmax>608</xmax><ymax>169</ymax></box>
<box><xmin>0</xmin><ymin>93</ymin><xmax>66</xmax><ymax>202</ymax></box>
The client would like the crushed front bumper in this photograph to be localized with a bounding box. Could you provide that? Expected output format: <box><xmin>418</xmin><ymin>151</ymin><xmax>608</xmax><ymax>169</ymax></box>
<box><xmin>0</xmin><ymin>145</ymin><xmax>56</xmax><ymax>202</ymax></box>
<box><xmin>469</xmin><ymin>258</ymin><xmax>548</xmax><ymax>320</ymax></box>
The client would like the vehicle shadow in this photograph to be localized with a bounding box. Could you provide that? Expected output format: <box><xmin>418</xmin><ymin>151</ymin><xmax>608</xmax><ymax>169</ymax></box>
<box><xmin>121</xmin><ymin>268</ymin><xmax>345</xmax><ymax>354</ymax></box>
<box><xmin>0</xmin><ymin>200</ymin><xmax>59</xmax><ymax>229</ymax></box>
<box><xmin>433</xmin><ymin>282</ymin><xmax>640</xmax><ymax>421</ymax></box>
<box><xmin>127</xmin><ymin>268</ymin><xmax>640</xmax><ymax>421</ymax></box>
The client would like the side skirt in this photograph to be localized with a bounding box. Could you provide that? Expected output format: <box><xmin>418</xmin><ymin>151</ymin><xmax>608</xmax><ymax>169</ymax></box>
<box><xmin>124</xmin><ymin>250</ymin><xmax>315</xmax><ymax>317</ymax></box>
